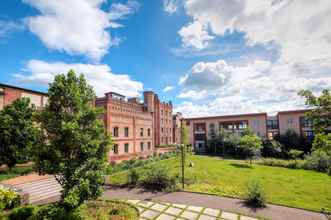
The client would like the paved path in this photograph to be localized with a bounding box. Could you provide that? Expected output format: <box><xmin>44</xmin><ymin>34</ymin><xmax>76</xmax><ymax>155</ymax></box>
<box><xmin>127</xmin><ymin>199</ymin><xmax>258</xmax><ymax>220</ymax></box>
<box><xmin>102</xmin><ymin>186</ymin><xmax>329</xmax><ymax>220</ymax></box>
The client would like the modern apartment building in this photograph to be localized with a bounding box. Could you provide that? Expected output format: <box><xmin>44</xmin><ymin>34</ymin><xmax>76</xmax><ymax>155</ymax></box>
<box><xmin>96</xmin><ymin>90</ymin><xmax>175</xmax><ymax>162</ymax></box>
<box><xmin>184</xmin><ymin>110</ymin><xmax>313</xmax><ymax>153</ymax></box>
<box><xmin>0</xmin><ymin>83</ymin><xmax>48</xmax><ymax>110</ymax></box>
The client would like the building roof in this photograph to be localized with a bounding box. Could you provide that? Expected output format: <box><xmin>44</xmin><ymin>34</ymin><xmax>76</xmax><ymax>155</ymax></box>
<box><xmin>184</xmin><ymin>112</ymin><xmax>267</xmax><ymax>121</ymax></box>
<box><xmin>277</xmin><ymin>109</ymin><xmax>310</xmax><ymax>115</ymax></box>
<box><xmin>0</xmin><ymin>83</ymin><xmax>47</xmax><ymax>96</ymax></box>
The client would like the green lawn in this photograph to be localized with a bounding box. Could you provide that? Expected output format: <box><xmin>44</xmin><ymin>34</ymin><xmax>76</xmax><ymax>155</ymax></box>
<box><xmin>0</xmin><ymin>166</ymin><xmax>33</xmax><ymax>181</ymax></box>
<box><xmin>109</xmin><ymin>155</ymin><xmax>331</xmax><ymax>212</ymax></box>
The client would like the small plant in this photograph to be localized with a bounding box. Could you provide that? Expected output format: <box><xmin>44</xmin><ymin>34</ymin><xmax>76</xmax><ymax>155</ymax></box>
<box><xmin>8</xmin><ymin>205</ymin><xmax>37</xmax><ymax>220</ymax></box>
<box><xmin>141</xmin><ymin>166</ymin><xmax>177</xmax><ymax>191</ymax></box>
<box><xmin>245</xmin><ymin>180</ymin><xmax>266</xmax><ymax>208</ymax></box>
<box><xmin>289</xmin><ymin>149</ymin><xmax>304</xmax><ymax>161</ymax></box>
<box><xmin>127</xmin><ymin>169</ymin><xmax>140</xmax><ymax>186</ymax></box>
<box><xmin>0</xmin><ymin>187</ymin><xmax>20</xmax><ymax>210</ymax></box>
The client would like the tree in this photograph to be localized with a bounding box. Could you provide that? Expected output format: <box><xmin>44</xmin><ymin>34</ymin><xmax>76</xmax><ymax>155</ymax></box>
<box><xmin>181</xmin><ymin>122</ymin><xmax>190</xmax><ymax>147</ymax></box>
<box><xmin>312</xmin><ymin>133</ymin><xmax>331</xmax><ymax>156</ymax></box>
<box><xmin>239</xmin><ymin>135</ymin><xmax>263</xmax><ymax>164</ymax></box>
<box><xmin>33</xmin><ymin>70</ymin><xmax>111</xmax><ymax>210</ymax></box>
<box><xmin>0</xmin><ymin>98</ymin><xmax>38</xmax><ymax>169</ymax></box>
<box><xmin>299</xmin><ymin>89</ymin><xmax>331</xmax><ymax>134</ymax></box>
<box><xmin>279</xmin><ymin>129</ymin><xmax>301</xmax><ymax>154</ymax></box>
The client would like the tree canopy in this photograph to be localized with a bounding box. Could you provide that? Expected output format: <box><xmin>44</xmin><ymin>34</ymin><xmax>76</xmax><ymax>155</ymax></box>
<box><xmin>0</xmin><ymin>97</ymin><xmax>38</xmax><ymax>169</ymax></box>
<box><xmin>33</xmin><ymin>70</ymin><xmax>112</xmax><ymax>210</ymax></box>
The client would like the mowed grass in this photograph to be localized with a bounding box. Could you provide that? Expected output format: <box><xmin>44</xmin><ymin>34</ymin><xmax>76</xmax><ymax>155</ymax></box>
<box><xmin>0</xmin><ymin>166</ymin><xmax>33</xmax><ymax>181</ymax></box>
<box><xmin>109</xmin><ymin>155</ymin><xmax>331</xmax><ymax>212</ymax></box>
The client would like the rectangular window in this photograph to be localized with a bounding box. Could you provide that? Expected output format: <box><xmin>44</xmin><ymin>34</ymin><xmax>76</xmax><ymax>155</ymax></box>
<box><xmin>113</xmin><ymin>144</ymin><xmax>118</xmax><ymax>154</ymax></box>
<box><xmin>147</xmin><ymin>128</ymin><xmax>151</xmax><ymax>136</ymax></box>
<box><xmin>147</xmin><ymin>142</ymin><xmax>151</xmax><ymax>150</ymax></box>
<box><xmin>288</xmin><ymin>118</ymin><xmax>293</xmax><ymax>125</ymax></box>
<box><xmin>140</xmin><ymin>128</ymin><xmax>144</xmax><ymax>137</ymax></box>
<box><xmin>124</xmin><ymin>143</ymin><xmax>129</xmax><ymax>153</ymax></box>
<box><xmin>113</xmin><ymin>127</ymin><xmax>119</xmax><ymax>137</ymax></box>
<box><xmin>140</xmin><ymin>142</ymin><xmax>144</xmax><ymax>151</ymax></box>
<box><xmin>124</xmin><ymin>127</ymin><xmax>129</xmax><ymax>137</ymax></box>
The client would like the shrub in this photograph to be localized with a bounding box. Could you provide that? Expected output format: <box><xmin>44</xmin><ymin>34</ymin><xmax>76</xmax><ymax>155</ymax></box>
<box><xmin>141</xmin><ymin>166</ymin><xmax>177</xmax><ymax>191</ymax></box>
<box><xmin>238</xmin><ymin>135</ymin><xmax>263</xmax><ymax>163</ymax></box>
<box><xmin>304</xmin><ymin>150</ymin><xmax>331</xmax><ymax>172</ymax></box>
<box><xmin>8</xmin><ymin>206</ymin><xmax>37</xmax><ymax>220</ymax></box>
<box><xmin>262</xmin><ymin>139</ymin><xmax>283</xmax><ymax>158</ymax></box>
<box><xmin>33</xmin><ymin>204</ymin><xmax>83</xmax><ymax>220</ymax></box>
<box><xmin>289</xmin><ymin>149</ymin><xmax>304</xmax><ymax>160</ymax></box>
<box><xmin>127</xmin><ymin>169</ymin><xmax>140</xmax><ymax>186</ymax></box>
<box><xmin>245</xmin><ymin>180</ymin><xmax>266</xmax><ymax>207</ymax></box>
<box><xmin>0</xmin><ymin>187</ymin><xmax>20</xmax><ymax>210</ymax></box>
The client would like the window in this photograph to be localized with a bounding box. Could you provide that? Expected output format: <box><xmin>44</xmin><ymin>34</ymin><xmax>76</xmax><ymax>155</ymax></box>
<box><xmin>140</xmin><ymin>128</ymin><xmax>144</xmax><ymax>137</ymax></box>
<box><xmin>113</xmin><ymin>144</ymin><xmax>118</xmax><ymax>154</ymax></box>
<box><xmin>124</xmin><ymin>143</ymin><xmax>129</xmax><ymax>153</ymax></box>
<box><xmin>267</xmin><ymin>120</ymin><xmax>278</xmax><ymax>129</ymax></box>
<box><xmin>147</xmin><ymin>128</ymin><xmax>151</xmax><ymax>136</ymax></box>
<box><xmin>304</xmin><ymin>131</ymin><xmax>314</xmax><ymax>138</ymax></box>
<box><xmin>113</xmin><ymin>127</ymin><xmax>119</xmax><ymax>137</ymax></box>
<box><xmin>147</xmin><ymin>142</ymin><xmax>151</xmax><ymax>150</ymax></box>
<box><xmin>140</xmin><ymin>142</ymin><xmax>144</xmax><ymax>151</ymax></box>
<box><xmin>161</xmin><ymin>127</ymin><xmax>164</xmax><ymax>133</ymax></box>
<box><xmin>287</xmin><ymin>118</ymin><xmax>293</xmax><ymax>125</ymax></box>
<box><xmin>124</xmin><ymin>127</ymin><xmax>129</xmax><ymax>137</ymax></box>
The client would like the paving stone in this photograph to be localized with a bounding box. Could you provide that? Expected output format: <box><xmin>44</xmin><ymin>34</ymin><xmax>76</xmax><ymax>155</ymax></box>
<box><xmin>137</xmin><ymin>206</ymin><xmax>145</xmax><ymax>213</ymax></box>
<box><xmin>141</xmin><ymin>210</ymin><xmax>159</xmax><ymax>219</ymax></box>
<box><xmin>187</xmin><ymin>205</ymin><xmax>204</xmax><ymax>213</ymax></box>
<box><xmin>173</xmin><ymin>203</ymin><xmax>187</xmax><ymax>209</ymax></box>
<box><xmin>127</xmin><ymin>199</ymin><xmax>140</xmax><ymax>204</ymax></box>
<box><xmin>138</xmin><ymin>201</ymin><xmax>154</xmax><ymax>208</ymax></box>
<box><xmin>199</xmin><ymin>214</ymin><xmax>216</xmax><ymax>220</ymax></box>
<box><xmin>156</xmin><ymin>213</ymin><xmax>176</xmax><ymax>220</ymax></box>
<box><xmin>203</xmin><ymin>208</ymin><xmax>220</xmax><ymax>217</ymax></box>
<box><xmin>221</xmin><ymin>211</ymin><xmax>238</xmax><ymax>220</ymax></box>
<box><xmin>164</xmin><ymin>207</ymin><xmax>182</xmax><ymax>215</ymax></box>
<box><xmin>151</xmin><ymin>203</ymin><xmax>168</xmax><ymax>212</ymax></box>
<box><xmin>240</xmin><ymin>216</ymin><xmax>258</xmax><ymax>220</ymax></box>
<box><xmin>181</xmin><ymin>210</ymin><xmax>199</xmax><ymax>219</ymax></box>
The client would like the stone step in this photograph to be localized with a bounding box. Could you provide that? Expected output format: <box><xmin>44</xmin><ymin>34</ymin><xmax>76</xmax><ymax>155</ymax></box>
<box><xmin>29</xmin><ymin>190</ymin><xmax>62</xmax><ymax>204</ymax></box>
<box><xmin>31</xmin><ymin>194</ymin><xmax>62</xmax><ymax>205</ymax></box>
<box><xmin>21</xmin><ymin>182</ymin><xmax>62</xmax><ymax>194</ymax></box>
<box><xmin>15</xmin><ymin>178</ymin><xmax>58</xmax><ymax>189</ymax></box>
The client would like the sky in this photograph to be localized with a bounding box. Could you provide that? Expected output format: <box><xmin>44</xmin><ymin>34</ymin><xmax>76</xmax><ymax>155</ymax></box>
<box><xmin>0</xmin><ymin>0</ymin><xmax>331</xmax><ymax>117</ymax></box>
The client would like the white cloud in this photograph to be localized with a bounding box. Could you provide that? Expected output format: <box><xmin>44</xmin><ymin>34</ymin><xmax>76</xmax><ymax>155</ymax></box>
<box><xmin>163</xmin><ymin>0</ymin><xmax>181</xmax><ymax>14</ymax></box>
<box><xmin>23</xmin><ymin>0</ymin><xmax>139</xmax><ymax>62</ymax></box>
<box><xmin>13</xmin><ymin>60</ymin><xmax>143</xmax><ymax>97</ymax></box>
<box><xmin>108</xmin><ymin>0</ymin><xmax>140</xmax><ymax>28</ymax></box>
<box><xmin>177</xmin><ymin>58</ymin><xmax>331</xmax><ymax>117</ymax></box>
<box><xmin>178</xmin><ymin>20</ymin><xmax>214</xmax><ymax>49</ymax></box>
<box><xmin>0</xmin><ymin>20</ymin><xmax>24</xmax><ymax>38</ymax></box>
<box><xmin>163</xmin><ymin>86</ymin><xmax>174</xmax><ymax>92</ymax></box>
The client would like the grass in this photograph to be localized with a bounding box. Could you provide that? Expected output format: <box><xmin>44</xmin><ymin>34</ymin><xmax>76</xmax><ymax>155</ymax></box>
<box><xmin>109</xmin><ymin>155</ymin><xmax>331</xmax><ymax>212</ymax></box>
<box><xmin>0</xmin><ymin>166</ymin><xmax>33</xmax><ymax>181</ymax></box>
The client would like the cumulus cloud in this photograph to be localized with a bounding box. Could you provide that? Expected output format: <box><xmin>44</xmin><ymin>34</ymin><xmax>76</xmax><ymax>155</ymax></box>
<box><xmin>163</xmin><ymin>0</ymin><xmax>181</xmax><ymax>14</ymax></box>
<box><xmin>23</xmin><ymin>0</ymin><xmax>139</xmax><ymax>62</ymax></box>
<box><xmin>163</xmin><ymin>86</ymin><xmax>174</xmax><ymax>92</ymax></box>
<box><xmin>13</xmin><ymin>60</ymin><xmax>143</xmax><ymax>97</ymax></box>
<box><xmin>177</xmin><ymin>58</ymin><xmax>331</xmax><ymax>117</ymax></box>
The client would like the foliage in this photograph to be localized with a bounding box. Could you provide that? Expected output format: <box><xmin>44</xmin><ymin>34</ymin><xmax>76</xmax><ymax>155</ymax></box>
<box><xmin>245</xmin><ymin>180</ymin><xmax>266</xmax><ymax>207</ymax></box>
<box><xmin>8</xmin><ymin>205</ymin><xmax>37</xmax><ymax>220</ymax></box>
<box><xmin>257</xmin><ymin>158</ymin><xmax>306</xmax><ymax>169</ymax></box>
<box><xmin>313</xmin><ymin>133</ymin><xmax>331</xmax><ymax>155</ymax></box>
<box><xmin>238</xmin><ymin>135</ymin><xmax>263</xmax><ymax>163</ymax></box>
<box><xmin>33</xmin><ymin>70</ymin><xmax>112</xmax><ymax>210</ymax></box>
<box><xmin>155</xmin><ymin>144</ymin><xmax>177</xmax><ymax>148</ymax></box>
<box><xmin>109</xmin><ymin>155</ymin><xmax>331</xmax><ymax>212</ymax></box>
<box><xmin>127</xmin><ymin>169</ymin><xmax>140</xmax><ymax>186</ymax></box>
<box><xmin>0</xmin><ymin>187</ymin><xmax>20</xmax><ymax>210</ymax></box>
<box><xmin>261</xmin><ymin>139</ymin><xmax>283</xmax><ymax>158</ymax></box>
<box><xmin>278</xmin><ymin>129</ymin><xmax>301</xmax><ymax>154</ymax></box>
<box><xmin>141</xmin><ymin>166</ymin><xmax>177</xmax><ymax>191</ymax></box>
<box><xmin>299</xmin><ymin>89</ymin><xmax>331</xmax><ymax>134</ymax></box>
<box><xmin>0</xmin><ymin>98</ymin><xmax>39</xmax><ymax>169</ymax></box>
<box><xmin>304</xmin><ymin>150</ymin><xmax>331</xmax><ymax>173</ymax></box>
<box><xmin>289</xmin><ymin>149</ymin><xmax>304</xmax><ymax>159</ymax></box>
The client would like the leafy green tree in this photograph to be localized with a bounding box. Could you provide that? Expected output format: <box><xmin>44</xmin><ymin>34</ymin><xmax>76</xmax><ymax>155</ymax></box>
<box><xmin>33</xmin><ymin>70</ymin><xmax>112</xmax><ymax>210</ymax></box>
<box><xmin>181</xmin><ymin>122</ymin><xmax>190</xmax><ymax>147</ymax></box>
<box><xmin>279</xmin><ymin>129</ymin><xmax>301</xmax><ymax>154</ymax></box>
<box><xmin>312</xmin><ymin>133</ymin><xmax>331</xmax><ymax>156</ymax></box>
<box><xmin>299</xmin><ymin>89</ymin><xmax>331</xmax><ymax>133</ymax></box>
<box><xmin>239</xmin><ymin>135</ymin><xmax>263</xmax><ymax>164</ymax></box>
<box><xmin>0</xmin><ymin>98</ymin><xmax>38</xmax><ymax>169</ymax></box>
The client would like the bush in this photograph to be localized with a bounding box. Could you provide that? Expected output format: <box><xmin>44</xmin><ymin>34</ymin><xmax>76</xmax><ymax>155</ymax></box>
<box><xmin>8</xmin><ymin>206</ymin><xmax>37</xmax><ymax>220</ymax></box>
<box><xmin>257</xmin><ymin>158</ymin><xmax>305</xmax><ymax>169</ymax></box>
<box><xmin>127</xmin><ymin>169</ymin><xmax>140</xmax><ymax>186</ymax></box>
<box><xmin>0</xmin><ymin>187</ymin><xmax>20</xmax><ymax>210</ymax></box>
<box><xmin>245</xmin><ymin>180</ymin><xmax>266</xmax><ymax>207</ymax></box>
<box><xmin>304</xmin><ymin>150</ymin><xmax>331</xmax><ymax>172</ymax></box>
<box><xmin>33</xmin><ymin>204</ymin><xmax>83</xmax><ymax>220</ymax></box>
<box><xmin>141</xmin><ymin>166</ymin><xmax>177</xmax><ymax>191</ymax></box>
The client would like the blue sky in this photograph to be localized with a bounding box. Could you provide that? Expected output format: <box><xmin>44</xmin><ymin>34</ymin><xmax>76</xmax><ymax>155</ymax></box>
<box><xmin>1</xmin><ymin>0</ymin><xmax>331</xmax><ymax>117</ymax></box>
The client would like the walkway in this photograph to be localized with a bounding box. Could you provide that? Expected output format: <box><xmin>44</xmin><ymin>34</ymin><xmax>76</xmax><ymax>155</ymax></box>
<box><xmin>102</xmin><ymin>186</ymin><xmax>328</xmax><ymax>220</ymax></box>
